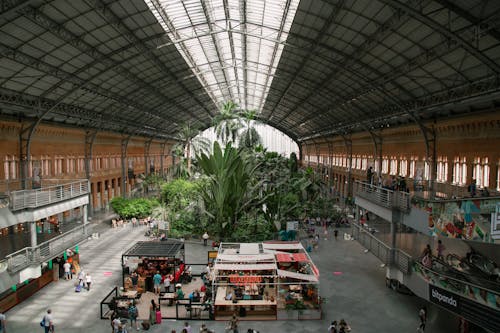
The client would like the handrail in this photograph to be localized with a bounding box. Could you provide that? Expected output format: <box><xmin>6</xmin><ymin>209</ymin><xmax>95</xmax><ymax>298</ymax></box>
<box><xmin>354</xmin><ymin>181</ymin><xmax>410</xmax><ymax>212</ymax></box>
<box><xmin>5</xmin><ymin>223</ymin><xmax>92</xmax><ymax>272</ymax></box>
<box><xmin>351</xmin><ymin>223</ymin><xmax>412</xmax><ymax>274</ymax></box>
<box><xmin>9</xmin><ymin>179</ymin><xmax>89</xmax><ymax>211</ymax></box>
<box><xmin>100</xmin><ymin>286</ymin><xmax>119</xmax><ymax>319</ymax></box>
<box><xmin>413</xmin><ymin>260</ymin><xmax>500</xmax><ymax>309</ymax></box>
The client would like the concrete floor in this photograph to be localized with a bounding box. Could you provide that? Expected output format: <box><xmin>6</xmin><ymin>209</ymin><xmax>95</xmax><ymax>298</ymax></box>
<box><xmin>3</xmin><ymin>220</ymin><xmax>463</xmax><ymax>333</ymax></box>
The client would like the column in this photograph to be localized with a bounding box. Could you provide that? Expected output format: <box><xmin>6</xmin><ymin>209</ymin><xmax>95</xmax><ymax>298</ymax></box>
<box><xmin>30</xmin><ymin>221</ymin><xmax>37</xmax><ymax>248</ymax></box>
<box><xmin>83</xmin><ymin>204</ymin><xmax>88</xmax><ymax>236</ymax></box>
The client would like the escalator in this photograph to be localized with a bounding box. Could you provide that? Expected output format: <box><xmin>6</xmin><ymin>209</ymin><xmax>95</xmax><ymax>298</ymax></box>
<box><xmin>412</xmin><ymin>255</ymin><xmax>500</xmax><ymax>332</ymax></box>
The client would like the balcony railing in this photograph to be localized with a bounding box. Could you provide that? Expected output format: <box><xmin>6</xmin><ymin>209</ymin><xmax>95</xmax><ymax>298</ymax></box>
<box><xmin>351</xmin><ymin>223</ymin><xmax>412</xmax><ymax>274</ymax></box>
<box><xmin>9</xmin><ymin>179</ymin><xmax>89</xmax><ymax>211</ymax></box>
<box><xmin>354</xmin><ymin>181</ymin><xmax>410</xmax><ymax>212</ymax></box>
<box><xmin>5</xmin><ymin>223</ymin><xmax>92</xmax><ymax>273</ymax></box>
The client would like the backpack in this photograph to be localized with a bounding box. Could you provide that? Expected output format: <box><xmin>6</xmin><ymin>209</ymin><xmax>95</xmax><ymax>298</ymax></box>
<box><xmin>129</xmin><ymin>306</ymin><xmax>137</xmax><ymax>317</ymax></box>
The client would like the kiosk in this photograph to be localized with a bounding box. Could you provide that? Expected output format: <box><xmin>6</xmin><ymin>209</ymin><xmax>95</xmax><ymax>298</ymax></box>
<box><xmin>211</xmin><ymin>242</ymin><xmax>321</xmax><ymax>321</ymax></box>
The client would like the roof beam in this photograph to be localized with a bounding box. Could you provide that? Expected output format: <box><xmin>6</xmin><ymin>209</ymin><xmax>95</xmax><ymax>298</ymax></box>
<box><xmin>381</xmin><ymin>0</ymin><xmax>500</xmax><ymax>73</ymax></box>
<box><xmin>21</xmin><ymin>6</ymin><xmax>204</xmax><ymax>125</ymax></box>
<box><xmin>90</xmin><ymin>0</ymin><xmax>215</xmax><ymax>121</ymax></box>
<box><xmin>267</xmin><ymin>0</ymin><xmax>347</xmax><ymax>121</ymax></box>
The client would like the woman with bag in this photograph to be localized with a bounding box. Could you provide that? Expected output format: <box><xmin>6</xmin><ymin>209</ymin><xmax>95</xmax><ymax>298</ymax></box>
<box><xmin>149</xmin><ymin>299</ymin><xmax>157</xmax><ymax>325</ymax></box>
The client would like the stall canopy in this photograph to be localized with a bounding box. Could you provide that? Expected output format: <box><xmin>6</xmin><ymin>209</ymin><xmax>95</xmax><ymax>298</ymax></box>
<box><xmin>122</xmin><ymin>240</ymin><xmax>184</xmax><ymax>258</ymax></box>
<box><xmin>277</xmin><ymin>269</ymin><xmax>318</xmax><ymax>282</ymax></box>
<box><xmin>262</xmin><ymin>242</ymin><xmax>302</xmax><ymax>250</ymax></box>
<box><xmin>214</xmin><ymin>263</ymin><xmax>276</xmax><ymax>271</ymax></box>
<box><xmin>275</xmin><ymin>253</ymin><xmax>309</xmax><ymax>263</ymax></box>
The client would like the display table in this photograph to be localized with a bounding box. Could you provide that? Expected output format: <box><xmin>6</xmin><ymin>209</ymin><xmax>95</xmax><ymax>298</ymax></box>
<box><xmin>214</xmin><ymin>286</ymin><xmax>277</xmax><ymax>319</ymax></box>
<box><xmin>159</xmin><ymin>292</ymin><xmax>176</xmax><ymax>306</ymax></box>
<box><xmin>122</xmin><ymin>290</ymin><xmax>138</xmax><ymax>299</ymax></box>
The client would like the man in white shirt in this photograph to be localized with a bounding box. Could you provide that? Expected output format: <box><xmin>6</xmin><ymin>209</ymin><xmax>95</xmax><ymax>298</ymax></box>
<box><xmin>202</xmin><ymin>232</ymin><xmax>209</xmax><ymax>246</ymax></box>
<box><xmin>43</xmin><ymin>309</ymin><xmax>54</xmax><ymax>333</ymax></box>
<box><xmin>63</xmin><ymin>261</ymin><xmax>71</xmax><ymax>280</ymax></box>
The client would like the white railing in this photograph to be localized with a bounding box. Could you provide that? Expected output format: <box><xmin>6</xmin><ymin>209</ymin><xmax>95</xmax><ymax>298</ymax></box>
<box><xmin>354</xmin><ymin>181</ymin><xmax>410</xmax><ymax>212</ymax></box>
<box><xmin>5</xmin><ymin>224</ymin><xmax>92</xmax><ymax>272</ymax></box>
<box><xmin>9</xmin><ymin>179</ymin><xmax>89</xmax><ymax>211</ymax></box>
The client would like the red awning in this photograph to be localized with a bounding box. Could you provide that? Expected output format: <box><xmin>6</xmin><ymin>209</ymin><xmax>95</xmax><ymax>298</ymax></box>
<box><xmin>276</xmin><ymin>253</ymin><xmax>309</xmax><ymax>262</ymax></box>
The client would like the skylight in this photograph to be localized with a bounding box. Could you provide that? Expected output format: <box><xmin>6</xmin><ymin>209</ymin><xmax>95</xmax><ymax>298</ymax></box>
<box><xmin>145</xmin><ymin>0</ymin><xmax>300</xmax><ymax>112</ymax></box>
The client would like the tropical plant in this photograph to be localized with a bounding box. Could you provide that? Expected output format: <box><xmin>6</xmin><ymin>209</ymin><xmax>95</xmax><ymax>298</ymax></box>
<box><xmin>239</xmin><ymin>109</ymin><xmax>262</xmax><ymax>149</ymax></box>
<box><xmin>212</xmin><ymin>101</ymin><xmax>242</xmax><ymax>145</ymax></box>
<box><xmin>109</xmin><ymin>197</ymin><xmax>159</xmax><ymax>219</ymax></box>
<box><xmin>172</xmin><ymin>122</ymin><xmax>210</xmax><ymax>175</ymax></box>
<box><xmin>197</xmin><ymin>141</ymin><xmax>265</xmax><ymax>238</ymax></box>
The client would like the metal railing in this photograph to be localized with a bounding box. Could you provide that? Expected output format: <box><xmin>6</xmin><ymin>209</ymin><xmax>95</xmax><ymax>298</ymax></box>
<box><xmin>9</xmin><ymin>179</ymin><xmax>89</xmax><ymax>211</ymax></box>
<box><xmin>351</xmin><ymin>223</ymin><xmax>412</xmax><ymax>274</ymax></box>
<box><xmin>354</xmin><ymin>181</ymin><xmax>410</xmax><ymax>212</ymax></box>
<box><xmin>5</xmin><ymin>223</ymin><xmax>92</xmax><ymax>273</ymax></box>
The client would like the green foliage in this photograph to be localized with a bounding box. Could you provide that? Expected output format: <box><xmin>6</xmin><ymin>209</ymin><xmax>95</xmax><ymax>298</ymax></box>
<box><xmin>110</xmin><ymin>197</ymin><xmax>159</xmax><ymax>219</ymax></box>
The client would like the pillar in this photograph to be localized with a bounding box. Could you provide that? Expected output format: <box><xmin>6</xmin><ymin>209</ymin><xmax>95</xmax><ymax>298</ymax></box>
<box><xmin>83</xmin><ymin>204</ymin><xmax>88</xmax><ymax>236</ymax></box>
<box><xmin>30</xmin><ymin>221</ymin><xmax>37</xmax><ymax>248</ymax></box>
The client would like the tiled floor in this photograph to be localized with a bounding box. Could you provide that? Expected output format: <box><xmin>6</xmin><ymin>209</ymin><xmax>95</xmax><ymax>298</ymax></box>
<box><xmin>3</xmin><ymin>218</ymin><xmax>466</xmax><ymax>332</ymax></box>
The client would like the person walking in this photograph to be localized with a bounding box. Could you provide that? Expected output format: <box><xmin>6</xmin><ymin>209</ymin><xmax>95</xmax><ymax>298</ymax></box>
<box><xmin>418</xmin><ymin>306</ymin><xmax>427</xmax><ymax>332</ymax></box>
<box><xmin>202</xmin><ymin>232</ymin><xmax>209</xmax><ymax>246</ymax></box>
<box><xmin>85</xmin><ymin>272</ymin><xmax>92</xmax><ymax>291</ymax></box>
<box><xmin>0</xmin><ymin>311</ymin><xmax>6</xmax><ymax>332</ymax></box>
<box><xmin>63</xmin><ymin>260</ymin><xmax>71</xmax><ymax>280</ymax></box>
<box><xmin>42</xmin><ymin>309</ymin><xmax>54</xmax><ymax>333</ymax></box>
<box><xmin>78</xmin><ymin>268</ymin><xmax>85</xmax><ymax>287</ymax></box>
<box><xmin>149</xmin><ymin>299</ymin><xmax>158</xmax><ymax>325</ymax></box>
<box><xmin>229</xmin><ymin>314</ymin><xmax>239</xmax><ymax>333</ymax></box>
<box><xmin>128</xmin><ymin>301</ymin><xmax>139</xmax><ymax>331</ymax></box>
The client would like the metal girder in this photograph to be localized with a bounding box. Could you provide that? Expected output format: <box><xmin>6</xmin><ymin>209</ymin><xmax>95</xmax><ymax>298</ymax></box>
<box><xmin>299</xmin><ymin>74</ymin><xmax>500</xmax><ymax>142</ymax></box>
<box><xmin>239</xmin><ymin>0</ymin><xmax>247</xmax><ymax>110</ymax></box>
<box><xmin>0</xmin><ymin>0</ymin><xmax>31</xmax><ymax>20</ymax></box>
<box><xmin>144</xmin><ymin>138</ymin><xmax>153</xmax><ymax>176</ymax></box>
<box><xmin>381</xmin><ymin>0</ymin><xmax>500</xmax><ymax>73</ymax></box>
<box><xmin>433</xmin><ymin>0</ymin><xmax>500</xmax><ymax>41</ymax></box>
<box><xmin>0</xmin><ymin>43</ymin><xmax>172</xmax><ymax>128</ymax></box>
<box><xmin>341</xmin><ymin>134</ymin><xmax>353</xmax><ymax>197</ymax></box>
<box><xmin>0</xmin><ymin>88</ymin><xmax>177</xmax><ymax>140</ymax></box>
<box><xmin>255</xmin><ymin>0</ymin><xmax>294</xmax><ymax>112</ymax></box>
<box><xmin>121</xmin><ymin>136</ymin><xmax>130</xmax><ymax>197</ymax></box>
<box><xmin>93</xmin><ymin>0</ymin><xmax>214</xmax><ymax>120</ymax></box>
<box><xmin>84</xmin><ymin>129</ymin><xmax>97</xmax><ymax>214</ymax></box>
<box><xmin>277</xmin><ymin>5</ymin><xmax>419</xmax><ymax>125</ymax></box>
<box><xmin>368</xmin><ymin>130</ymin><xmax>383</xmax><ymax>175</ymax></box>
<box><xmin>21</xmin><ymin>6</ymin><xmax>202</xmax><ymax>125</ymax></box>
<box><xmin>159</xmin><ymin>140</ymin><xmax>167</xmax><ymax>177</ymax></box>
<box><xmin>267</xmin><ymin>0</ymin><xmax>347</xmax><ymax>121</ymax></box>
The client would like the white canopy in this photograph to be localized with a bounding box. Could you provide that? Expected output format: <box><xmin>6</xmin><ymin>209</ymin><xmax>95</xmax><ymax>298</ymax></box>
<box><xmin>214</xmin><ymin>263</ymin><xmax>277</xmax><ymax>271</ymax></box>
<box><xmin>262</xmin><ymin>242</ymin><xmax>302</xmax><ymax>250</ymax></box>
<box><xmin>277</xmin><ymin>269</ymin><xmax>318</xmax><ymax>282</ymax></box>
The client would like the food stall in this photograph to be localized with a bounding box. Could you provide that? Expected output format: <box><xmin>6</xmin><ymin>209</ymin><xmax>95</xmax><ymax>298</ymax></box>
<box><xmin>212</xmin><ymin>242</ymin><xmax>321</xmax><ymax>321</ymax></box>
<box><xmin>121</xmin><ymin>240</ymin><xmax>185</xmax><ymax>293</ymax></box>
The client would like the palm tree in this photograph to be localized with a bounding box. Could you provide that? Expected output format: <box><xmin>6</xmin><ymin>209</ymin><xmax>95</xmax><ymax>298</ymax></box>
<box><xmin>172</xmin><ymin>122</ymin><xmax>210</xmax><ymax>175</ymax></box>
<box><xmin>213</xmin><ymin>101</ymin><xmax>242</xmax><ymax>145</ymax></box>
<box><xmin>239</xmin><ymin>109</ymin><xmax>262</xmax><ymax>149</ymax></box>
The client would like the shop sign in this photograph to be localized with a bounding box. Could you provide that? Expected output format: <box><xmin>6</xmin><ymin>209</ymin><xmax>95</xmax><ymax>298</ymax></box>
<box><xmin>429</xmin><ymin>285</ymin><xmax>459</xmax><ymax>312</ymax></box>
<box><xmin>208</xmin><ymin>251</ymin><xmax>218</xmax><ymax>259</ymax></box>
<box><xmin>229</xmin><ymin>275</ymin><xmax>262</xmax><ymax>285</ymax></box>
<box><xmin>286</xmin><ymin>221</ymin><xmax>298</xmax><ymax>231</ymax></box>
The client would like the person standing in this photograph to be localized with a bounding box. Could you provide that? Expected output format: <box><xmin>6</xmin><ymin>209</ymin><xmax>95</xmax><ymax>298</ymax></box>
<box><xmin>230</xmin><ymin>314</ymin><xmax>239</xmax><ymax>333</ymax></box>
<box><xmin>128</xmin><ymin>302</ymin><xmax>139</xmax><ymax>331</ymax></box>
<box><xmin>183</xmin><ymin>322</ymin><xmax>192</xmax><ymax>333</ymax></box>
<box><xmin>153</xmin><ymin>271</ymin><xmax>162</xmax><ymax>295</ymax></box>
<box><xmin>111</xmin><ymin>313</ymin><xmax>121</xmax><ymax>333</ymax></box>
<box><xmin>367</xmin><ymin>166</ymin><xmax>373</xmax><ymax>184</ymax></box>
<box><xmin>42</xmin><ymin>309</ymin><xmax>54</xmax><ymax>333</ymax></box>
<box><xmin>0</xmin><ymin>312</ymin><xmax>6</xmax><ymax>332</ymax></box>
<box><xmin>468</xmin><ymin>179</ymin><xmax>477</xmax><ymax>197</ymax></box>
<box><xmin>85</xmin><ymin>272</ymin><xmax>92</xmax><ymax>291</ymax></box>
<box><xmin>328</xmin><ymin>321</ymin><xmax>338</xmax><ymax>333</ymax></box>
<box><xmin>63</xmin><ymin>261</ymin><xmax>71</xmax><ymax>280</ymax></box>
<box><xmin>418</xmin><ymin>306</ymin><xmax>427</xmax><ymax>332</ymax></box>
<box><xmin>149</xmin><ymin>299</ymin><xmax>157</xmax><ymax>325</ymax></box>
<box><xmin>437</xmin><ymin>240</ymin><xmax>445</xmax><ymax>261</ymax></box>
<box><xmin>202</xmin><ymin>232</ymin><xmax>209</xmax><ymax>246</ymax></box>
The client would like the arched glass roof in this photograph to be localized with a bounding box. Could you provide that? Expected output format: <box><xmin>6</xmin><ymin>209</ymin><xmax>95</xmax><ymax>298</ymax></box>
<box><xmin>0</xmin><ymin>0</ymin><xmax>499</xmax><ymax>144</ymax></box>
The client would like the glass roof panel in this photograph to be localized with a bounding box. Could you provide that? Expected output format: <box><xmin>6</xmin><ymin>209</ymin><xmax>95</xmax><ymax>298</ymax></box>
<box><xmin>145</xmin><ymin>0</ymin><xmax>300</xmax><ymax>112</ymax></box>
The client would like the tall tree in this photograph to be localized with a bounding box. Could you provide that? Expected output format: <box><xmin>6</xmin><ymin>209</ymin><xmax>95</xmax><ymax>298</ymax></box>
<box><xmin>239</xmin><ymin>109</ymin><xmax>262</xmax><ymax>149</ymax></box>
<box><xmin>172</xmin><ymin>122</ymin><xmax>210</xmax><ymax>176</ymax></box>
<box><xmin>213</xmin><ymin>101</ymin><xmax>242</xmax><ymax>145</ymax></box>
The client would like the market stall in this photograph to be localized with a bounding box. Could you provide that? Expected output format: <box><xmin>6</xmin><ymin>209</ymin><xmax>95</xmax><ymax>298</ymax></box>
<box><xmin>121</xmin><ymin>240</ymin><xmax>185</xmax><ymax>294</ymax></box>
<box><xmin>212</xmin><ymin>242</ymin><xmax>322</xmax><ymax>321</ymax></box>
